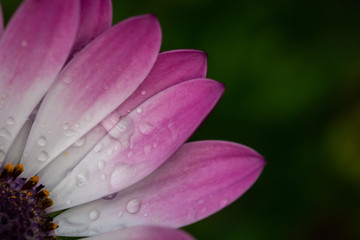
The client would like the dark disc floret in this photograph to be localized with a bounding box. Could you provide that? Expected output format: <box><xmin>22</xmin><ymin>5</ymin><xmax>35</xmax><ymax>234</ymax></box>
<box><xmin>0</xmin><ymin>163</ymin><xmax>57</xmax><ymax>240</ymax></box>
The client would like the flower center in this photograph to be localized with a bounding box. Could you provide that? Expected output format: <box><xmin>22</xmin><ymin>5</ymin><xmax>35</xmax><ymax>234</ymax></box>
<box><xmin>0</xmin><ymin>163</ymin><xmax>57</xmax><ymax>240</ymax></box>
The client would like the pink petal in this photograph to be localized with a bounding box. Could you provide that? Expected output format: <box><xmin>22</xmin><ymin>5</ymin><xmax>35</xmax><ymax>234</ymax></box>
<box><xmin>71</xmin><ymin>0</ymin><xmax>113</xmax><ymax>55</ymax></box>
<box><xmin>101</xmin><ymin>49</ymin><xmax>208</xmax><ymax>131</ymax></box>
<box><xmin>0</xmin><ymin>0</ymin><xmax>80</xmax><ymax>161</ymax></box>
<box><xmin>20</xmin><ymin>14</ymin><xmax>161</xmax><ymax>177</ymax></box>
<box><xmin>83</xmin><ymin>226</ymin><xmax>195</xmax><ymax>240</ymax></box>
<box><xmin>54</xmin><ymin>141</ymin><xmax>265</xmax><ymax>236</ymax></box>
<box><xmin>50</xmin><ymin>79</ymin><xmax>224</xmax><ymax>212</ymax></box>
<box><xmin>39</xmin><ymin>49</ymin><xmax>208</xmax><ymax>189</ymax></box>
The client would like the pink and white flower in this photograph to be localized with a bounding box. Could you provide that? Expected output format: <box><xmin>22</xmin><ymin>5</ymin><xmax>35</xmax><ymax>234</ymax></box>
<box><xmin>0</xmin><ymin>0</ymin><xmax>265</xmax><ymax>239</ymax></box>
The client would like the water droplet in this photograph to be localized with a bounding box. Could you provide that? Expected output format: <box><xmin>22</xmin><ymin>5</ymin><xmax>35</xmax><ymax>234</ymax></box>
<box><xmin>97</xmin><ymin>160</ymin><xmax>106</xmax><ymax>170</ymax></box>
<box><xmin>118</xmin><ymin>210</ymin><xmax>124</xmax><ymax>217</ymax></box>
<box><xmin>144</xmin><ymin>145</ymin><xmax>151</xmax><ymax>155</ymax></box>
<box><xmin>136</xmin><ymin>108</ymin><xmax>142</xmax><ymax>114</ymax></box>
<box><xmin>139</xmin><ymin>121</ymin><xmax>154</xmax><ymax>135</ymax></box>
<box><xmin>40</xmin><ymin>123</ymin><xmax>45</xmax><ymax>128</ymax></box>
<box><xmin>102</xmin><ymin>192</ymin><xmax>118</xmax><ymax>200</ymax></box>
<box><xmin>127</xmin><ymin>151</ymin><xmax>134</xmax><ymax>158</ymax></box>
<box><xmin>75</xmin><ymin>123</ymin><xmax>80</xmax><ymax>128</ymax></box>
<box><xmin>101</xmin><ymin>173</ymin><xmax>107</xmax><ymax>180</ymax></box>
<box><xmin>220</xmin><ymin>199</ymin><xmax>229</xmax><ymax>207</ymax></box>
<box><xmin>21</xmin><ymin>40</ymin><xmax>28</xmax><ymax>47</ymax></box>
<box><xmin>63</xmin><ymin>123</ymin><xmax>70</xmax><ymax>130</ymax></box>
<box><xmin>0</xmin><ymin>127</ymin><xmax>11</xmax><ymax>139</ymax></box>
<box><xmin>38</xmin><ymin>136</ymin><xmax>47</xmax><ymax>146</ymax></box>
<box><xmin>47</xmin><ymin>129</ymin><xmax>52</xmax><ymax>134</ymax></box>
<box><xmin>115</xmin><ymin>122</ymin><xmax>126</xmax><ymax>132</ymax></box>
<box><xmin>6</xmin><ymin>117</ymin><xmax>15</xmax><ymax>125</ymax></box>
<box><xmin>141</xmin><ymin>90</ymin><xmax>146</xmax><ymax>95</ymax></box>
<box><xmin>72</xmin><ymin>137</ymin><xmax>85</xmax><ymax>147</ymax></box>
<box><xmin>198</xmin><ymin>199</ymin><xmax>205</xmax><ymax>205</ymax></box>
<box><xmin>66</xmin><ymin>200</ymin><xmax>72</xmax><ymax>205</ymax></box>
<box><xmin>126</xmin><ymin>199</ymin><xmax>141</xmax><ymax>214</ymax></box>
<box><xmin>76</xmin><ymin>175</ymin><xmax>87</xmax><ymax>186</ymax></box>
<box><xmin>107</xmin><ymin>149</ymin><xmax>113</xmax><ymax>156</ymax></box>
<box><xmin>94</xmin><ymin>143</ymin><xmax>103</xmax><ymax>152</ymax></box>
<box><xmin>89</xmin><ymin>210</ymin><xmax>100</xmax><ymax>221</ymax></box>
<box><xmin>144</xmin><ymin>212</ymin><xmax>148</xmax><ymax>217</ymax></box>
<box><xmin>38</xmin><ymin>151</ymin><xmax>49</xmax><ymax>162</ymax></box>
<box><xmin>63</xmin><ymin>77</ymin><xmax>72</xmax><ymax>84</ymax></box>
<box><xmin>63</xmin><ymin>129</ymin><xmax>77</xmax><ymax>137</ymax></box>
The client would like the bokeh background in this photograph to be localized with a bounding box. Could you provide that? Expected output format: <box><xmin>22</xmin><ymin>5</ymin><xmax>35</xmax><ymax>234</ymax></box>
<box><xmin>2</xmin><ymin>0</ymin><xmax>360</xmax><ymax>239</ymax></box>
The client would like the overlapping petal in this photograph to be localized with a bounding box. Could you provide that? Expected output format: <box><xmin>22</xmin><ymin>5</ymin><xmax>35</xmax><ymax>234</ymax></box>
<box><xmin>39</xmin><ymin>49</ymin><xmax>208</xmax><ymax>189</ymax></box>
<box><xmin>83</xmin><ymin>226</ymin><xmax>195</xmax><ymax>240</ymax></box>
<box><xmin>21</xmin><ymin>14</ymin><xmax>162</xmax><ymax>177</ymax></box>
<box><xmin>71</xmin><ymin>0</ymin><xmax>113</xmax><ymax>55</ymax></box>
<box><xmin>54</xmin><ymin>140</ymin><xmax>265</xmax><ymax>236</ymax></box>
<box><xmin>49</xmin><ymin>79</ymin><xmax>224</xmax><ymax>212</ymax></box>
<box><xmin>0</xmin><ymin>0</ymin><xmax>80</xmax><ymax>164</ymax></box>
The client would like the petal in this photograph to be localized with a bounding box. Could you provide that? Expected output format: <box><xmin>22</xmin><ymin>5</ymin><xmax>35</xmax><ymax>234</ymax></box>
<box><xmin>101</xmin><ymin>49</ymin><xmax>208</xmax><ymax>131</ymax></box>
<box><xmin>20</xmin><ymin>14</ymin><xmax>161</xmax><ymax>177</ymax></box>
<box><xmin>54</xmin><ymin>141</ymin><xmax>265</xmax><ymax>236</ymax></box>
<box><xmin>50</xmin><ymin>79</ymin><xmax>224</xmax><ymax>212</ymax></box>
<box><xmin>39</xmin><ymin>49</ymin><xmax>208</xmax><ymax>189</ymax></box>
<box><xmin>0</xmin><ymin>0</ymin><xmax>80</xmax><ymax>161</ymax></box>
<box><xmin>83</xmin><ymin>226</ymin><xmax>195</xmax><ymax>240</ymax></box>
<box><xmin>71</xmin><ymin>0</ymin><xmax>113</xmax><ymax>55</ymax></box>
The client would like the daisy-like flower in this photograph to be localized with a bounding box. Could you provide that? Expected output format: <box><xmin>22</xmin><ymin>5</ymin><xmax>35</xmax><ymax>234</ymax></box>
<box><xmin>0</xmin><ymin>0</ymin><xmax>265</xmax><ymax>239</ymax></box>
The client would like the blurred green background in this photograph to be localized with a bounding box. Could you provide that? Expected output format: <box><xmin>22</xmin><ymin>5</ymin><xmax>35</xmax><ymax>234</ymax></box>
<box><xmin>2</xmin><ymin>0</ymin><xmax>360</xmax><ymax>239</ymax></box>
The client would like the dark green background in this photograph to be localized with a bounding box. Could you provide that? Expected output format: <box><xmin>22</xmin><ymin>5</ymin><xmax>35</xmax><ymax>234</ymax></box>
<box><xmin>2</xmin><ymin>0</ymin><xmax>360</xmax><ymax>239</ymax></box>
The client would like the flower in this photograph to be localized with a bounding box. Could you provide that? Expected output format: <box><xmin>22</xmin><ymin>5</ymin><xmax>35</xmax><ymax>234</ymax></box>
<box><xmin>0</xmin><ymin>0</ymin><xmax>265</xmax><ymax>239</ymax></box>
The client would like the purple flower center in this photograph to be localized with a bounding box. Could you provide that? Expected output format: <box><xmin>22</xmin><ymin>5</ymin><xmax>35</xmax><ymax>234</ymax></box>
<box><xmin>0</xmin><ymin>164</ymin><xmax>57</xmax><ymax>240</ymax></box>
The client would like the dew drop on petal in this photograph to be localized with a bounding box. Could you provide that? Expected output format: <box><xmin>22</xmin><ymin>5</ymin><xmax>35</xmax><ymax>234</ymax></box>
<box><xmin>126</xmin><ymin>199</ymin><xmax>141</xmax><ymax>214</ymax></box>
<box><xmin>102</xmin><ymin>192</ymin><xmax>118</xmax><ymax>200</ymax></box>
<box><xmin>89</xmin><ymin>210</ymin><xmax>100</xmax><ymax>221</ymax></box>
<box><xmin>97</xmin><ymin>160</ymin><xmax>106</xmax><ymax>170</ymax></box>
<box><xmin>38</xmin><ymin>151</ymin><xmax>49</xmax><ymax>162</ymax></box>
<box><xmin>77</xmin><ymin>175</ymin><xmax>87</xmax><ymax>186</ymax></box>
<box><xmin>66</xmin><ymin>200</ymin><xmax>72</xmax><ymax>205</ymax></box>
<box><xmin>138</xmin><ymin>121</ymin><xmax>154</xmax><ymax>135</ymax></box>
<box><xmin>63</xmin><ymin>129</ymin><xmax>77</xmax><ymax>137</ymax></box>
<box><xmin>115</xmin><ymin>122</ymin><xmax>126</xmax><ymax>132</ymax></box>
<box><xmin>6</xmin><ymin>117</ymin><xmax>15</xmax><ymax>125</ymax></box>
<box><xmin>21</xmin><ymin>39</ymin><xmax>28</xmax><ymax>47</ymax></box>
<box><xmin>144</xmin><ymin>145</ymin><xmax>151</xmax><ymax>155</ymax></box>
<box><xmin>73</xmin><ymin>137</ymin><xmax>85</xmax><ymax>147</ymax></box>
<box><xmin>136</xmin><ymin>108</ymin><xmax>142</xmax><ymax>114</ymax></box>
<box><xmin>63</xmin><ymin>123</ymin><xmax>70</xmax><ymax>130</ymax></box>
<box><xmin>141</xmin><ymin>90</ymin><xmax>146</xmax><ymax>95</ymax></box>
<box><xmin>94</xmin><ymin>143</ymin><xmax>103</xmax><ymax>152</ymax></box>
<box><xmin>220</xmin><ymin>199</ymin><xmax>229</xmax><ymax>208</ymax></box>
<box><xmin>100</xmin><ymin>173</ymin><xmax>107</xmax><ymax>180</ymax></box>
<box><xmin>63</xmin><ymin>77</ymin><xmax>72</xmax><ymax>84</ymax></box>
<box><xmin>38</xmin><ymin>136</ymin><xmax>47</xmax><ymax>147</ymax></box>
<box><xmin>127</xmin><ymin>151</ymin><xmax>134</xmax><ymax>158</ymax></box>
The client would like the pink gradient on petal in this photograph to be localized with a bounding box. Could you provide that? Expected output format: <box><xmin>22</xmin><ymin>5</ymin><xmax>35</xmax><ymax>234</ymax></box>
<box><xmin>50</xmin><ymin>79</ymin><xmax>224</xmax><ymax>212</ymax></box>
<box><xmin>21</xmin><ymin>14</ymin><xmax>161</xmax><ymax>176</ymax></box>
<box><xmin>0</xmin><ymin>0</ymin><xmax>79</xmax><ymax>158</ymax></box>
<box><xmin>101</xmin><ymin>49</ymin><xmax>208</xmax><ymax>130</ymax></box>
<box><xmin>71</xmin><ymin>0</ymin><xmax>113</xmax><ymax>55</ymax></box>
<box><xmin>54</xmin><ymin>140</ymin><xmax>265</xmax><ymax>236</ymax></box>
<box><xmin>38</xmin><ymin>49</ymin><xmax>208</xmax><ymax>189</ymax></box>
<box><xmin>83</xmin><ymin>226</ymin><xmax>195</xmax><ymax>240</ymax></box>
